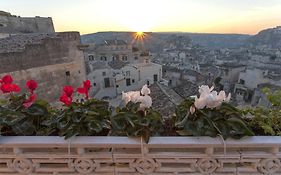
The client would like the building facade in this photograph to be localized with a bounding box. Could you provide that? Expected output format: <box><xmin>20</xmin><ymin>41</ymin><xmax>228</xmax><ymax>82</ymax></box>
<box><xmin>84</xmin><ymin>40</ymin><xmax>162</xmax><ymax>99</ymax></box>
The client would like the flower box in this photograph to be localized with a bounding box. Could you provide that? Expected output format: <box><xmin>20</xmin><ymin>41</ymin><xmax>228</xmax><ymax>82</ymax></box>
<box><xmin>0</xmin><ymin>136</ymin><xmax>280</xmax><ymax>175</ymax></box>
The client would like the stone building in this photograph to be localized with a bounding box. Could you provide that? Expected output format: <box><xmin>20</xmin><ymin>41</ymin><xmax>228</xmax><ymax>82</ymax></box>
<box><xmin>0</xmin><ymin>32</ymin><xmax>86</xmax><ymax>102</ymax></box>
<box><xmin>0</xmin><ymin>11</ymin><xmax>55</xmax><ymax>38</ymax></box>
<box><xmin>84</xmin><ymin>40</ymin><xmax>162</xmax><ymax>99</ymax></box>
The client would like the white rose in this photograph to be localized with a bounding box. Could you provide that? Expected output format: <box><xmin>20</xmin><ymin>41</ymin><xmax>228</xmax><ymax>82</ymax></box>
<box><xmin>141</xmin><ymin>84</ymin><xmax>151</xmax><ymax>96</ymax></box>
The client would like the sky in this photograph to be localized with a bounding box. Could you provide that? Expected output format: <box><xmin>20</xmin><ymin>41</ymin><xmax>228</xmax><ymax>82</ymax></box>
<box><xmin>1</xmin><ymin>0</ymin><xmax>281</xmax><ymax>35</ymax></box>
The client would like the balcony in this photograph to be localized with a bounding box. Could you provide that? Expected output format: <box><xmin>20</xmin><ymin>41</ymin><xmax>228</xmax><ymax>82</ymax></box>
<box><xmin>0</xmin><ymin>136</ymin><xmax>281</xmax><ymax>175</ymax></box>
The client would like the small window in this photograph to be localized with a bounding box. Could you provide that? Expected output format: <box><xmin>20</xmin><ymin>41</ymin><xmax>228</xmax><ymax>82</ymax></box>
<box><xmin>88</xmin><ymin>55</ymin><xmax>94</xmax><ymax>61</ymax></box>
<box><xmin>132</xmin><ymin>79</ymin><xmax>135</xmax><ymax>83</ymax></box>
<box><xmin>102</xmin><ymin>72</ymin><xmax>106</xmax><ymax>76</ymax></box>
<box><xmin>65</xmin><ymin>71</ymin><xmax>70</xmax><ymax>76</ymax></box>
<box><xmin>122</xmin><ymin>56</ymin><xmax>128</xmax><ymax>61</ymax></box>
<box><xmin>93</xmin><ymin>83</ymin><xmax>96</xmax><ymax>86</ymax></box>
<box><xmin>126</xmin><ymin>78</ymin><xmax>131</xmax><ymax>86</ymax></box>
<box><xmin>239</xmin><ymin>79</ymin><xmax>245</xmax><ymax>85</ymax></box>
<box><xmin>78</xmin><ymin>70</ymin><xmax>81</xmax><ymax>74</ymax></box>
<box><xmin>116</xmin><ymin>85</ymin><xmax>119</xmax><ymax>88</ymax></box>
<box><xmin>104</xmin><ymin>78</ymin><xmax>110</xmax><ymax>88</ymax></box>
<box><xmin>135</xmin><ymin>56</ymin><xmax>138</xmax><ymax>60</ymax></box>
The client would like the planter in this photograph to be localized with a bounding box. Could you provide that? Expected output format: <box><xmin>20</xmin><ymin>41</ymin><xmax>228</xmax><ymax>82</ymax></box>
<box><xmin>0</xmin><ymin>136</ymin><xmax>281</xmax><ymax>175</ymax></box>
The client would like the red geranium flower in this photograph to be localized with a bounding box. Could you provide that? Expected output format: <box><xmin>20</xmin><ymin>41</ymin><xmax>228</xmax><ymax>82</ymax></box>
<box><xmin>60</xmin><ymin>93</ymin><xmax>72</xmax><ymax>106</ymax></box>
<box><xmin>63</xmin><ymin>86</ymin><xmax>74</xmax><ymax>97</ymax></box>
<box><xmin>83</xmin><ymin>80</ymin><xmax>92</xmax><ymax>90</ymax></box>
<box><xmin>26</xmin><ymin>80</ymin><xmax>37</xmax><ymax>94</ymax></box>
<box><xmin>77</xmin><ymin>80</ymin><xmax>92</xmax><ymax>99</ymax></box>
<box><xmin>23</xmin><ymin>94</ymin><xmax>36</xmax><ymax>108</ymax></box>
<box><xmin>0</xmin><ymin>75</ymin><xmax>20</xmax><ymax>93</ymax></box>
<box><xmin>10</xmin><ymin>84</ymin><xmax>20</xmax><ymax>92</ymax></box>
<box><xmin>2</xmin><ymin>75</ymin><xmax>13</xmax><ymax>84</ymax></box>
<box><xmin>0</xmin><ymin>83</ymin><xmax>20</xmax><ymax>93</ymax></box>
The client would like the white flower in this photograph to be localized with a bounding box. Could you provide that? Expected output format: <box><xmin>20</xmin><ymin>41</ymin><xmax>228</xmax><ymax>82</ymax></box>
<box><xmin>194</xmin><ymin>85</ymin><xmax>231</xmax><ymax>110</ymax></box>
<box><xmin>141</xmin><ymin>84</ymin><xmax>151</xmax><ymax>96</ymax></box>
<box><xmin>199</xmin><ymin>85</ymin><xmax>214</xmax><ymax>98</ymax></box>
<box><xmin>138</xmin><ymin>95</ymin><xmax>152</xmax><ymax>109</ymax></box>
<box><xmin>122</xmin><ymin>91</ymin><xmax>131</xmax><ymax>105</ymax></box>
<box><xmin>190</xmin><ymin>105</ymin><xmax>196</xmax><ymax>114</ymax></box>
<box><xmin>128</xmin><ymin>91</ymin><xmax>141</xmax><ymax>103</ymax></box>
<box><xmin>194</xmin><ymin>96</ymin><xmax>207</xmax><ymax>109</ymax></box>
<box><xmin>217</xmin><ymin>91</ymin><xmax>226</xmax><ymax>101</ymax></box>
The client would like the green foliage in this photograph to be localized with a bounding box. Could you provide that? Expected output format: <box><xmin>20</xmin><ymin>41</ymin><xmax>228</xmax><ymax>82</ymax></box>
<box><xmin>46</xmin><ymin>99</ymin><xmax>111</xmax><ymax>139</ymax></box>
<box><xmin>175</xmin><ymin>98</ymin><xmax>254</xmax><ymax>139</ymax></box>
<box><xmin>111</xmin><ymin>102</ymin><xmax>164</xmax><ymax>143</ymax></box>
<box><xmin>244</xmin><ymin>88</ymin><xmax>281</xmax><ymax>136</ymax></box>
<box><xmin>0</xmin><ymin>94</ymin><xmax>54</xmax><ymax>136</ymax></box>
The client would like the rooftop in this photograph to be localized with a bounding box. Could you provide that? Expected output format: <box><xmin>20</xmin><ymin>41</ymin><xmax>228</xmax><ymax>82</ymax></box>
<box><xmin>0</xmin><ymin>33</ymin><xmax>58</xmax><ymax>53</ymax></box>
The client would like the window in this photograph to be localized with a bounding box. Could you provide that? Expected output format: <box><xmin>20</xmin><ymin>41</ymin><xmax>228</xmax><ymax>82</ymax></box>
<box><xmin>153</xmin><ymin>74</ymin><xmax>158</xmax><ymax>82</ymax></box>
<box><xmin>145</xmin><ymin>59</ymin><xmax>149</xmax><ymax>63</ymax></box>
<box><xmin>116</xmin><ymin>85</ymin><xmax>119</xmax><ymax>88</ymax></box>
<box><xmin>134</xmin><ymin>56</ymin><xmax>138</xmax><ymax>60</ymax></box>
<box><xmin>126</xmin><ymin>71</ymin><xmax>130</xmax><ymax>76</ymax></box>
<box><xmin>132</xmin><ymin>79</ymin><xmax>135</xmax><ymax>83</ymax></box>
<box><xmin>88</xmin><ymin>55</ymin><xmax>94</xmax><ymax>61</ymax></box>
<box><xmin>65</xmin><ymin>71</ymin><xmax>70</xmax><ymax>76</ymax></box>
<box><xmin>100</xmin><ymin>56</ymin><xmax>107</xmax><ymax>61</ymax></box>
<box><xmin>102</xmin><ymin>72</ymin><xmax>106</xmax><ymax>76</ymax></box>
<box><xmin>78</xmin><ymin>70</ymin><xmax>81</xmax><ymax>74</ymax></box>
<box><xmin>239</xmin><ymin>79</ymin><xmax>245</xmax><ymax>85</ymax></box>
<box><xmin>104</xmin><ymin>78</ymin><xmax>110</xmax><ymax>88</ymax></box>
<box><xmin>122</xmin><ymin>56</ymin><xmax>128</xmax><ymax>61</ymax></box>
<box><xmin>126</xmin><ymin>78</ymin><xmax>131</xmax><ymax>86</ymax></box>
<box><xmin>93</xmin><ymin>83</ymin><xmax>96</xmax><ymax>86</ymax></box>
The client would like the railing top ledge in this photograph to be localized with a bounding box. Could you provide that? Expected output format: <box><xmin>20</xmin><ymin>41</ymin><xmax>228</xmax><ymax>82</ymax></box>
<box><xmin>0</xmin><ymin>136</ymin><xmax>281</xmax><ymax>148</ymax></box>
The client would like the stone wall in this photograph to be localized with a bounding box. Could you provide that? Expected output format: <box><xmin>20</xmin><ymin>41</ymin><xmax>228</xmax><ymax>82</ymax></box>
<box><xmin>0</xmin><ymin>32</ymin><xmax>86</xmax><ymax>102</ymax></box>
<box><xmin>0</xmin><ymin>13</ymin><xmax>55</xmax><ymax>34</ymax></box>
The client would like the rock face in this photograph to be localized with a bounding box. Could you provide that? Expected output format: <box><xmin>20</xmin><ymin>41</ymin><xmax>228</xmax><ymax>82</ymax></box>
<box><xmin>0</xmin><ymin>11</ymin><xmax>55</xmax><ymax>34</ymax></box>
<box><xmin>247</xmin><ymin>26</ymin><xmax>281</xmax><ymax>49</ymax></box>
<box><xmin>0</xmin><ymin>32</ymin><xmax>86</xmax><ymax>102</ymax></box>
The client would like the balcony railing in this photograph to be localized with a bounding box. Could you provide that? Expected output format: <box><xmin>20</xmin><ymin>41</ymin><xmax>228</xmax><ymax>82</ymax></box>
<box><xmin>0</xmin><ymin>136</ymin><xmax>280</xmax><ymax>174</ymax></box>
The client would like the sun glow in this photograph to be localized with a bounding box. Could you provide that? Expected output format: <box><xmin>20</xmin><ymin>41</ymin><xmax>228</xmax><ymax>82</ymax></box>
<box><xmin>99</xmin><ymin>0</ymin><xmax>171</xmax><ymax>32</ymax></box>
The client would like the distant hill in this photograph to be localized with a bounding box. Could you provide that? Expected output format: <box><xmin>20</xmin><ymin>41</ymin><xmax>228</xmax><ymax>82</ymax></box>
<box><xmin>247</xmin><ymin>26</ymin><xmax>281</xmax><ymax>49</ymax></box>
<box><xmin>81</xmin><ymin>31</ymin><xmax>251</xmax><ymax>50</ymax></box>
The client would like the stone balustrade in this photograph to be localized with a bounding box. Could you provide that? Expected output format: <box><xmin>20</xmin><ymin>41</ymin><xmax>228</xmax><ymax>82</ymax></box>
<box><xmin>0</xmin><ymin>136</ymin><xmax>280</xmax><ymax>174</ymax></box>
